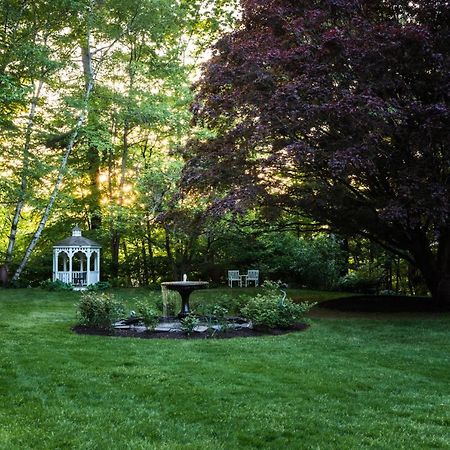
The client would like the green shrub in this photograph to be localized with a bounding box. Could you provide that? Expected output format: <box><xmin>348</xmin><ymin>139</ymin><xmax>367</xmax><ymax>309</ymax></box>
<box><xmin>193</xmin><ymin>293</ymin><xmax>245</xmax><ymax>317</ymax></box>
<box><xmin>86</xmin><ymin>281</ymin><xmax>111</xmax><ymax>291</ymax></box>
<box><xmin>77</xmin><ymin>292</ymin><xmax>125</xmax><ymax>329</ymax></box>
<box><xmin>40</xmin><ymin>279</ymin><xmax>73</xmax><ymax>291</ymax></box>
<box><xmin>241</xmin><ymin>281</ymin><xmax>315</xmax><ymax>329</ymax></box>
<box><xmin>337</xmin><ymin>269</ymin><xmax>382</xmax><ymax>294</ymax></box>
<box><xmin>146</xmin><ymin>283</ymin><xmax>163</xmax><ymax>291</ymax></box>
<box><xmin>211</xmin><ymin>305</ymin><xmax>230</xmax><ymax>332</ymax></box>
<box><xmin>379</xmin><ymin>289</ymin><xmax>399</xmax><ymax>296</ymax></box>
<box><xmin>257</xmin><ymin>234</ymin><xmax>346</xmax><ymax>289</ymax></box>
<box><xmin>135</xmin><ymin>301</ymin><xmax>159</xmax><ymax>330</ymax></box>
<box><xmin>180</xmin><ymin>315</ymin><xmax>199</xmax><ymax>335</ymax></box>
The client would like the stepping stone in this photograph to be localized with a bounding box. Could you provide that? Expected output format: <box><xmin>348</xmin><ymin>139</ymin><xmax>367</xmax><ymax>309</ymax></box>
<box><xmin>193</xmin><ymin>325</ymin><xmax>209</xmax><ymax>333</ymax></box>
<box><xmin>234</xmin><ymin>322</ymin><xmax>253</xmax><ymax>329</ymax></box>
<box><xmin>155</xmin><ymin>322</ymin><xmax>182</xmax><ymax>332</ymax></box>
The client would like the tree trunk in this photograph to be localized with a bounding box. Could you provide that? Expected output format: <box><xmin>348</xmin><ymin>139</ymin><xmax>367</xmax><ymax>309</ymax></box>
<box><xmin>146</xmin><ymin>220</ymin><xmax>157</xmax><ymax>283</ymax></box>
<box><xmin>122</xmin><ymin>240</ymin><xmax>132</xmax><ymax>286</ymax></box>
<box><xmin>409</xmin><ymin>232</ymin><xmax>450</xmax><ymax>306</ymax></box>
<box><xmin>141</xmin><ymin>239</ymin><xmax>148</xmax><ymax>285</ymax></box>
<box><xmin>110</xmin><ymin>231</ymin><xmax>120</xmax><ymax>279</ymax></box>
<box><xmin>12</xmin><ymin>101</ymin><xmax>92</xmax><ymax>281</ymax></box>
<box><xmin>164</xmin><ymin>226</ymin><xmax>177</xmax><ymax>279</ymax></box>
<box><xmin>340</xmin><ymin>238</ymin><xmax>350</xmax><ymax>276</ymax></box>
<box><xmin>395</xmin><ymin>257</ymin><xmax>401</xmax><ymax>293</ymax></box>
<box><xmin>4</xmin><ymin>78</ymin><xmax>44</xmax><ymax>284</ymax></box>
<box><xmin>436</xmin><ymin>232</ymin><xmax>450</xmax><ymax>305</ymax></box>
<box><xmin>436</xmin><ymin>276</ymin><xmax>450</xmax><ymax>306</ymax></box>
<box><xmin>87</xmin><ymin>141</ymin><xmax>102</xmax><ymax>230</ymax></box>
<box><xmin>108</xmin><ymin>43</ymin><xmax>135</xmax><ymax>283</ymax></box>
<box><xmin>12</xmin><ymin>15</ymin><xmax>96</xmax><ymax>282</ymax></box>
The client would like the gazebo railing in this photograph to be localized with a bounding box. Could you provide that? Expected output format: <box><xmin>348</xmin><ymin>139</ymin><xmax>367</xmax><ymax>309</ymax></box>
<box><xmin>54</xmin><ymin>271</ymin><xmax>100</xmax><ymax>286</ymax></box>
<box><xmin>72</xmin><ymin>271</ymin><xmax>87</xmax><ymax>286</ymax></box>
<box><xmin>55</xmin><ymin>271</ymin><xmax>72</xmax><ymax>284</ymax></box>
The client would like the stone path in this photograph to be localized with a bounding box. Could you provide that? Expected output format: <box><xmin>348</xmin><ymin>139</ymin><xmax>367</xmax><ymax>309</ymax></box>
<box><xmin>113</xmin><ymin>318</ymin><xmax>252</xmax><ymax>333</ymax></box>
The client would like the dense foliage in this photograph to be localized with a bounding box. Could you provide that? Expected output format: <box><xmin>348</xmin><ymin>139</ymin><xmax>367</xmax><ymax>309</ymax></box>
<box><xmin>0</xmin><ymin>0</ymin><xmax>239</xmax><ymax>285</ymax></box>
<box><xmin>77</xmin><ymin>292</ymin><xmax>124</xmax><ymax>329</ymax></box>
<box><xmin>40</xmin><ymin>279</ymin><xmax>73</xmax><ymax>292</ymax></box>
<box><xmin>135</xmin><ymin>300</ymin><xmax>160</xmax><ymax>330</ymax></box>
<box><xmin>241</xmin><ymin>281</ymin><xmax>315</xmax><ymax>328</ymax></box>
<box><xmin>1</xmin><ymin>0</ymin><xmax>445</xmax><ymax>298</ymax></box>
<box><xmin>183</xmin><ymin>0</ymin><xmax>450</xmax><ymax>302</ymax></box>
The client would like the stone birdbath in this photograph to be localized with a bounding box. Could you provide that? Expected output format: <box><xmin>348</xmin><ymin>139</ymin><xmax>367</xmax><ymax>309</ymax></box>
<box><xmin>161</xmin><ymin>276</ymin><xmax>208</xmax><ymax>318</ymax></box>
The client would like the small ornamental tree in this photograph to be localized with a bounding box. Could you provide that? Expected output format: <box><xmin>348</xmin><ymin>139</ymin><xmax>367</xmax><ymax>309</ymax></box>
<box><xmin>183</xmin><ymin>0</ymin><xmax>450</xmax><ymax>304</ymax></box>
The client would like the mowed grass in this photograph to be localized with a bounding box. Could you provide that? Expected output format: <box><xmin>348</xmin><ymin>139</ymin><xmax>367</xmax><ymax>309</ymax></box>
<box><xmin>0</xmin><ymin>288</ymin><xmax>449</xmax><ymax>449</ymax></box>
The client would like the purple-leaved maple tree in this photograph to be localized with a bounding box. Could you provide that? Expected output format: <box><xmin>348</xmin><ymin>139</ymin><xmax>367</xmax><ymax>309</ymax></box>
<box><xmin>183</xmin><ymin>0</ymin><xmax>450</xmax><ymax>303</ymax></box>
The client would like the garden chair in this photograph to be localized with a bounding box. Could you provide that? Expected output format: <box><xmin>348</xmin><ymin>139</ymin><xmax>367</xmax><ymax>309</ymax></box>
<box><xmin>245</xmin><ymin>269</ymin><xmax>259</xmax><ymax>287</ymax></box>
<box><xmin>228</xmin><ymin>270</ymin><xmax>241</xmax><ymax>287</ymax></box>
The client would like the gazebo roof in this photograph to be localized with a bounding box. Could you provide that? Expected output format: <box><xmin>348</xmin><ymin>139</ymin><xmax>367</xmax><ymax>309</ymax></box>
<box><xmin>53</xmin><ymin>226</ymin><xmax>101</xmax><ymax>248</ymax></box>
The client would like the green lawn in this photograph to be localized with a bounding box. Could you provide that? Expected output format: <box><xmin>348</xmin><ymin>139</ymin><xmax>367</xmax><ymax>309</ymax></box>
<box><xmin>0</xmin><ymin>288</ymin><xmax>449</xmax><ymax>449</ymax></box>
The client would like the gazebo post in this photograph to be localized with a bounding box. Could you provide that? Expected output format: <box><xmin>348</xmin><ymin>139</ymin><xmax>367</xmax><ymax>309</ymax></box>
<box><xmin>68</xmin><ymin>251</ymin><xmax>73</xmax><ymax>286</ymax></box>
<box><xmin>96</xmin><ymin>251</ymin><xmax>100</xmax><ymax>278</ymax></box>
<box><xmin>52</xmin><ymin>249</ymin><xmax>57</xmax><ymax>281</ymax></box>
<box><xmin>86</xmin><ymin>250</ymin><xmax>91</xmax><ymax>286</ymax></box>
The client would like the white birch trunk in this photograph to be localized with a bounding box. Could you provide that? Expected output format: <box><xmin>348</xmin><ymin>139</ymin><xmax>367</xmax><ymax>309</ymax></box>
<box><xmin>12</xmin><ymin>23</ymin><xmax>96</xmax><ymax>282</ymax></box>
<box><xmin>5</xmin><ymin>79</ymin><xmax>44</xmax><ymax>272</ymax></box>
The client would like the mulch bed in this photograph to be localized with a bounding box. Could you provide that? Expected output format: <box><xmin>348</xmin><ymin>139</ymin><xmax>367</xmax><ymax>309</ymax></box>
<box><xmin>72</xmin><ymin>322</ymin><xmax>309</xmax><ymax>340</ymax></box>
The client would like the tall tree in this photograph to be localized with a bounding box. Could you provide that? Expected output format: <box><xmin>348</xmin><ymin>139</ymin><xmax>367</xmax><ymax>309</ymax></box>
<box><xmin>183</xmin><ymin>0</ymin><xmax>450</xmax><ymax>303</ymax></box>
<box><xmin>11</xmin><ymin>0</ymin><xmax>101</xmax><ymax>282</ymax></box>
<box><xmin>84</xmin><ymin>0</ymin><xmax>239</xmax><ymax>282</ymax></box>
<box><xmin>0</xmin><ymin>0</ymin><xmax>88</xmax><ymax>283</ymax></box>
<box><xmin>0</xmin><ymin>0</ymin><xmax>240</xmax><ymax>285</ymax></box>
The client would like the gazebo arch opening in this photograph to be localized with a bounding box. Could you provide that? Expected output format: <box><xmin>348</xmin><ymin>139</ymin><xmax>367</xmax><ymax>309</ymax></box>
<box><xmin>57</xmin><ymin>251</ymin><xmax>69</xmax><ymax>272</ymax></box>
<box><xmin>90</xmin><ymin>252</ymin><xmax>98</xmax><ymax>272</ymax></box>
<box><xmin>72</xmin><ymin>251</ymin><xmax>87</xmax><ymax>286</ymax></box>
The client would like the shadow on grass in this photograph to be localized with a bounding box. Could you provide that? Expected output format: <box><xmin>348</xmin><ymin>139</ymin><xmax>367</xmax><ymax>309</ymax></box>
<box><xmin>318</xmin><ymin>295</ymin><xmax>450</xmax><ymax>313</ymax></box>
<box><xmin>72</xmin><ymin>322</ymin><xmax>309</xmax><ymax>339</ymax></box>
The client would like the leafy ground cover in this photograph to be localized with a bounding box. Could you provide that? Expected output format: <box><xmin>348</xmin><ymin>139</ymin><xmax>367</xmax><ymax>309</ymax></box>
<box><xmin>0</xmin><ymin>288</ymin><xmax>449</xmax><ymax>449</ymax></box>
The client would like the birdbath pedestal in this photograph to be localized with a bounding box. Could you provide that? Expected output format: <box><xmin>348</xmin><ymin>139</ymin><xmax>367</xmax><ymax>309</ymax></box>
<box><xmin>161</xmin><ymin>281</ymin><xmax>209</xmax><ymax>318</ymax></box>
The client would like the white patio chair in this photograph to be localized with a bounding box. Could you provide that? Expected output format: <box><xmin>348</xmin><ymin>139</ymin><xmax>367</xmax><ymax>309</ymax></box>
<box><xmin>228</xmin><ymin>270</ymin><xmax>241</xmax><ymax>287</ymax></box>
<box><xmin>245</xmin><ymin>269</ymin><xmax>259</xmax><ymax>287</ymax></box>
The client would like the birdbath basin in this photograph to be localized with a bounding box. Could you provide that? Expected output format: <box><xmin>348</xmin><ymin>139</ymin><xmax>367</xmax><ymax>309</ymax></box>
<box><xmin>161</xmin><ymin>281</ymin><xmax>209</xmax><ymax>318</ymax></box>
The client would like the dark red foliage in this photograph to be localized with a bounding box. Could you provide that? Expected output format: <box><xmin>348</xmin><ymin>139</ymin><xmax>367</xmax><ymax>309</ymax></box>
<box><xmin>183</xmin><ymin>0</ymin><xmax>450</xmax><ymax>302</ymax></box>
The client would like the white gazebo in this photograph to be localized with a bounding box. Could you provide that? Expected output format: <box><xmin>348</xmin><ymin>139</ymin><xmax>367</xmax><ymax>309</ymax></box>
<box><xmin>53</xmin><ymin>226</ymin><xmax>101</xmax><ymax>289</ymax></box>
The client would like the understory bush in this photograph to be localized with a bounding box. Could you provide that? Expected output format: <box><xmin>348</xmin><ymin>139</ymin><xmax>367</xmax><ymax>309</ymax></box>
<box><xmin>241</xmin><ymin>281</ymin><xmax>316</xmax><ymax>329</ymax></box>
<box><xmin>193</xmin><ymin>293</ymin><xmax>245</xmax><ymax>317</ymax></box>
<box><xmin>40</xmin><ymin>279</ymin><xmax>73</xmax><ymax>291</ymax></box>
<box><xmin>135</xmin><ymin>301</ymin><xmax>159</xmax><ymax>330</ymax></box>
<box><xmin>86</xmin><ymin>281</ymin><xmax>111</xmax><ymax>291</ymax></box>
<box><xmin>77</xmin><ymin>292</ymin><xmax>124</xmax><ymax>329</ymax></box>
<box><xmin>202</xmin><ymin>305</ymin><xmax>231</xmax><ymax>333</ymax></box>
<box><xmin>211</xmin><ymin>305</ymin><xmax>229</xmax><ymax>330</ymax></box>
<box><xmin>258</xmin><ymin>234</ymin><xmax>346</xmax><ymax>289</ymax></box>
<box><xmin>337</xmin><ymin>268</ymin><xmax>382</xmax><ymax>294</ymax></box>
<box><xmin>180</xmin><ymin>315</ymin><xmax>199</xmax><ymax>335</ymax></box>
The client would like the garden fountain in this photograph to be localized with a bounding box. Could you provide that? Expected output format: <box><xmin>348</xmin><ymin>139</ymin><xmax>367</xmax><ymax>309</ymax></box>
<box><xmin>110</xmin><ymin>274</ymin><xmax>253</xmax><ymax>335</ymax></box>
<box><xmin>161</xmin><ymin>274</ymin><xmax>208</xmax><ymax>318</ymax></box>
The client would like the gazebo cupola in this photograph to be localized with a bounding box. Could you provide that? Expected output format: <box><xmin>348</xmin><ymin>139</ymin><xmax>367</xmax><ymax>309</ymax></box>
<box><xmin>53</xmin><ymin>226</ymin><xmax>101</xmax><ymax>289</ymax></box>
